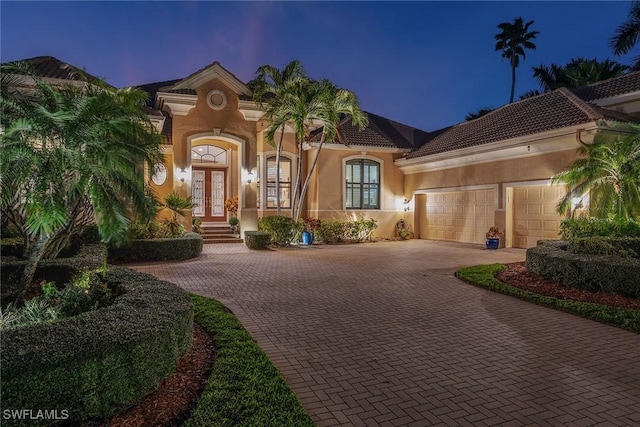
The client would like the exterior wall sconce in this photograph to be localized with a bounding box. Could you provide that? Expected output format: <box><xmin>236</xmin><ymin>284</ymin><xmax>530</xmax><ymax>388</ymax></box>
<box><xmin>179</xmin><ymin>168</ymin><xmax>187</xmax><ymax>182</ymax></box>
<box><xmin>247</xmin><ymin>172</ymin><xmax>253</xmax><ymax>184</ymax></box>
<box><xmin>403</xmin><ymin>198</ymin><xmax>411</xmax><ymax>212</ymax></box>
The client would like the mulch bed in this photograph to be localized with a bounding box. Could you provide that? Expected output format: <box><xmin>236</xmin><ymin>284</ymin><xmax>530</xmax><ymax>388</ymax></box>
<box><xmin>496</xmin><ymin>262</ymin><xmax>640</xmax><ymax>310</ymax></box>
<box><xmin>102</xmin><ymin>322</ymin><xmax>215</xmax><ymax>427</ymax></box>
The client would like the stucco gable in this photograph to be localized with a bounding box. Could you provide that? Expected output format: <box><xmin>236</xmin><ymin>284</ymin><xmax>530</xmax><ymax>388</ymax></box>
<box><xmin>167</xmin><ymin>61</ymin><xmax>251</xmax><ymax>96</ymax></box>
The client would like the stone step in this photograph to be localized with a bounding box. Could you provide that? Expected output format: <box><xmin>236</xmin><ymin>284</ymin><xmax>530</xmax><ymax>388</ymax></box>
<box><xmin>203</xmin><ymin>237</ymin><xmax>243</xmax><ymax>244</ymax></box>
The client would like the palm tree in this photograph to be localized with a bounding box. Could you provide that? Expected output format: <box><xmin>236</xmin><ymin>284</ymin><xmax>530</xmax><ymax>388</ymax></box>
<box><xmin>533</xmin><ymin>58</ymin><xmax>628</xmax><ymax>92</ymax></box>
<box><xmin>495</xmin><ymin>17</ymin><xmax>539</xmax><ymax>103</ymax></box>
<box><xmin>551</xmin><ymin>126</ymin><xmax>640</xmax><ymax>220</ymax></box>
<box><xmin>250</xmin><ymin>60</ymin><xmax>306</xmax><ymax>215</ymax></box>
<box><xmin>0</xmin><ymin>63</ymin><xmax>162</xmax><ymax>291</ymax></box>
<box><xmin>295</xmin><ymin>80</ymin><xmax>368</xmax><ymax>220</ymax></box>
<box><xmin>610</xmin><ymin>0</ymin><xmax>640</xmax><ymax>70</ymax></box>
<box><xmin>465</xmin><ymin>107</ymin><xmax>495</xmax><ymax>121</ymax></box>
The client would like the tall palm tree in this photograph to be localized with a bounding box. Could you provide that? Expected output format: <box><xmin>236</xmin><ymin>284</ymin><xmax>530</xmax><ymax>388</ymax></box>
<box><xmin>250</xmin><ymin>60</ymin><xmax>306</xmax><ymax>215</ymax></box>
<box><xmin>533</xmin><ymin>58</ymin><xmax>628</xmax><ymax>92</ymax></box>
<box><xmin>610</xmin><ymin>0</ymin><xmax>640</xmax><ymax>70</ymax></box>
<box><xmin>295</xmin><ymin>80</ymin><xmax>368</xmax><ymax>220</ymax></box>
<box><xmin>1</xmin><ymin>63</ymin><xmax>162</xmax><ymax>291</ymax></box>
<box><xmin>495</xmin><ymin>17</ymin><xmax>539</xmax><ymax>103</ymax></box>
<box><xmin>551</xmin><ymin>126</ymin><xmax>640</xmax><ymax>220</ymax></box>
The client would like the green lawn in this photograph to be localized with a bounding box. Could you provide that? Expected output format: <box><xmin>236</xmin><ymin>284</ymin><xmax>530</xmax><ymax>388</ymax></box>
<box><xmin>456</xmin><ymin>264</ymin><xmax>640</xmax><ymax>333</ymax></box>
<box><xmin>185</xmin><ymin>294</ymin><xmax>315</xmax><ymax>426</ymax></box>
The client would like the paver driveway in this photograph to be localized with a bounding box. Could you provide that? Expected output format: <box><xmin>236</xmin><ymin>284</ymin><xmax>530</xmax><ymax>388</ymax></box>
<box><xmin>132</xmin><ymin>240</ymin><xmax>640</xmax><ymax>426</ymax></box>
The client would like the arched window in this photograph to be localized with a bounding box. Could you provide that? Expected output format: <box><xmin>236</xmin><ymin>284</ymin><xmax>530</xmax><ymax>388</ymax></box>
<box><xmin>346</xmin><ymin>159</ymin><xmax>380</xmax><ymax>209</ymax></box>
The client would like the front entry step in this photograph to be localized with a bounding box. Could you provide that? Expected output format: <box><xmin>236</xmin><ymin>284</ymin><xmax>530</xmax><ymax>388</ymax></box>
<box><xmin>199</xmin><ymin>223</ymin><xmax>243</xmax><ymax>244</ymax></box>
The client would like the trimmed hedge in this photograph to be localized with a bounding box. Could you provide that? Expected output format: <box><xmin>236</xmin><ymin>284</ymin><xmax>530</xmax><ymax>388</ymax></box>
<box><xmin>559</xmin><ymin>217</ymin><xmax>640</xmax><ymax>239</ymax></box>
<box><xmin>1</xmin><ymin>267</ymin><xmax>194</xmax><ymax>425</ymax></box>
<box><xmin>108</xmin><ymin>232</ymin><xmax>203</xmax><ymax>262</ymax></box>
<box><xmin>1</xmin><ymin>245</ymin><xmax>107</xmax><ymax>302</ymax></box>
<box><xmin>244</xmin><ymin>231</ymin><xmax>271</xmax><ymax>250</ymax></box>
<box><xmin>456</xmin><ymin>264</ymin><xmax>640</xmax><ymax>333</ymax></box>
<box><xmin>569</xmin><ymin>237</ymin><xmax>640</xmax><ymax>258</ymax></box>
<box><xmin>526</xmin><ymin>240</ymin><xmax>640</xmax><ymax>298</ymax></box>
<box><xmin>315</xmin><ymin>217</ymin><xmax>377</xmax><ymax>244</ymax></box>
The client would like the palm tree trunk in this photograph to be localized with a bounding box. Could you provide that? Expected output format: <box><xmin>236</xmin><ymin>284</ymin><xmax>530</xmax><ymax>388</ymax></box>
<box><xmin>295</xmin><ymin>134</ymin><xmax>325</xmax><ymax>222</ymax></box>
<box><xmin>20</xmin><ymin>235</ymin><xmax>53</xmax><ymax>297</ymax></box>
<box><xmin>510</xmin><ymin>64</ymin><xmax>516</xmax><ymax>103</ymax></box>
<box><xmin>291</xmin><ymin>137</ymin><xmax>303</xmax><ymax>219</ymax></box>
<box><xmin>275</xmin><ymin>126</ymin><xmax>284</xmax><ymax>216</ymax></box>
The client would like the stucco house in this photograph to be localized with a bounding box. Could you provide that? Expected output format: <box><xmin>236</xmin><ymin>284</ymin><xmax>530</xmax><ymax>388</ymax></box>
<box><xmin>7</xmin><ymin>56</ymin><xmax>640</xmax><ymax>248</ymax></box>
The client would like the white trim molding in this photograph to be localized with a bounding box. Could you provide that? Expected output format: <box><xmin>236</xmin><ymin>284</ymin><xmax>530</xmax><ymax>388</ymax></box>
<box><xmin>238</xmin><ymin>100</ymin><xmax>264</xmax><ymax>121</ymax></box>
<box><xmin>172</xmin><ymin>62</ymin><xmax>252</xmax><ymax>96</ymax></box>
<box><xmin>396</xmin><ymin>123</ymin><xmax>599</xmax><ymax>174</ymax></box>
<box><xmin>157</xmin><ymin>92</ymin><xmax>197</xmax><ymax>116</ymax></box>
<box><xmin>303</xmin><ymin>142</ymin><xmax>411</xmax><ymax>153</ymax></box>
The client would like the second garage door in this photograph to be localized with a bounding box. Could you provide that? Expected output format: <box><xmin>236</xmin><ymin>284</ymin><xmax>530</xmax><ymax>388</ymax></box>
<box><xmin>512</xmin><ymin>185</ymin><xmax>566</xmax><ymax>248</ymax></box>
<box><xmin>424</xmin><ymin>189</ymin><xmax>495</xmax><ymax>244</ymax></box>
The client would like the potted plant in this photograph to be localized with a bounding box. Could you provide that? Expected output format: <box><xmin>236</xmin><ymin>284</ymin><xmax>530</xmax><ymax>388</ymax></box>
<box><xmin>301</xmin><ymin>218</ymin><xmax>321</xmax><ymax>245</ymax></box>
<box><xmin>485</xmin><ymin>226</ymin><xmax>503</xmax><ymax>250</ymax></box>
<box><xmin>229</xmin><ymin>216</ymin><xmax>240</xmax><ymax>237</ymax></box>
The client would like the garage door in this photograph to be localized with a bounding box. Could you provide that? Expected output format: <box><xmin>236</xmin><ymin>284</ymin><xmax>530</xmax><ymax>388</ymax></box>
<box><xmin>424</xmin><ymin>189</ymin><xmax>495</xmax><ymax>244</ymax></box>
<box><xmin>512</xmin><ymin>185</ymin><xmax>566</xmax><ymax>248</ymax></box>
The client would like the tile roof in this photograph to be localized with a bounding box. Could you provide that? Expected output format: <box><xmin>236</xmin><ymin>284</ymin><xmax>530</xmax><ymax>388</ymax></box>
<box><xmin>3</xmin><ymin>56</ymin><xmax>105</xmax><ymax>85</ymax></box>
<box><xmin>310</xmin><ymin>112</ymin><xmax>430</xmax><ymax>150</ymax></box>
<box><xmin>407</xmin><ymin>87</ymin><xmax>640</xmax><ymax>159</ymax></box>
<box><xmin>137</xmin><ymin>79</ymin><xmax>182</xmax><ymax>107</ymax></box>
<box><xmin>573</xmin><ymin>71</ymin><xmax>640</xmax><ymax>102</ymax></box>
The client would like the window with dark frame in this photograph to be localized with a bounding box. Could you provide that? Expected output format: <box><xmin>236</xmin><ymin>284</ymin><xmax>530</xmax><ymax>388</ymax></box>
<box><xmin>345</xmin><ymin>159</ymin><xmax>380</xmax><ymax>209</ymax></box>
<box><xmin>266</xmin><ymin>156</ymin><xmax>291</xmax><ymax>209</ymax></box>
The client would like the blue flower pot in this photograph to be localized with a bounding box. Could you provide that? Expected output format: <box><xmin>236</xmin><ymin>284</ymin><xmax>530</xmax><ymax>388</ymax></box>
<box><xmin>302</xmin><ymin>231</ymin><xmax>312</xmax><ymax>245</ymax></box>
<box><xmin>486</xmin><ymin>238</ymin><xmax>499</xmax><ymax>250</ymax></box>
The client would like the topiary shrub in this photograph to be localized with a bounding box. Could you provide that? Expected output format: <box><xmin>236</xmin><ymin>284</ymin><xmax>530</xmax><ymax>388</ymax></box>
<box><xmin>108</xmin><ymin>232</ymin><xmax>203</xmax><ymax>262</ymax></box>
<box><xmin>258</xmin><ymin>215</ymin><xmax>302</xmax><ymax>246</ymax></box>
<box><xmin>526</xmin><ymin>240</ymin><xmax>640</xmax><ymax>298</ymax></box>
<box><xmin>244</xmin><ymin>231</ymin><xmax>271</xmax><ymax>250</ymax></box>
<box><xmin>1</xmin><ymin>267</ymin><xmax>193</xmax><ymax>426</ymax></box>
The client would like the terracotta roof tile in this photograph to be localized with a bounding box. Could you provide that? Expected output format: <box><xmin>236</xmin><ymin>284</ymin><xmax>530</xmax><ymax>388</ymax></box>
<box><xmin>573</xmin><ymin>71</ymin><xmax>640</xmax><ymax>102</ymax></box>
<box><xmin>310</xmin><ymin>112</ymin><xmax>429</xmax><ymax>150</ymax></box>
<box><xmin>407</xmin><ymin>87</ymin><xmax>640</xmax><ymax>159</ymax></box>
<box><xmin>4</xmin><ymin>56</ymin><xmax>106</xmax><ymax>86</ymax></box>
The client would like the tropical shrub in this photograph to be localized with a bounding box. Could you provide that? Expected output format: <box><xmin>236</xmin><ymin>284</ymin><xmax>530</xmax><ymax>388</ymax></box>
<box><xmin>258</xmin><ymin>215</ymin><xmax>302</xmax><ymax>246</ymax></box>
<box><xmin>1</xmin><ymin>267</ymin><xmax>193</xmax><ymax>425</ymax></box>
<box><xmin>315</xmin><ymin>217</ymin><xmax>377</xmax><ymax>244</ymax></box>
<box><xmin>568</xmin><ymin>237</ymin><xmax>640</xmax><ymax>258</ymax></box>
<box><xmin>244</xmin><ymin>231</ymin><xmax>272</xmax><ymax>250</ymax></box>
<box><xmin>559</xmin><ymin>217</ymin><xmax>640</xmax><ymax>239</ymax></box>
<box><xmin>163</xmin><ymin>192</ymin><xmax>196</xmax><ymax>237</ymax></box>
<box><xmin>1</xmin><ymin>63</ymin><xmax>163</xmax><ymax>292</ymax></box>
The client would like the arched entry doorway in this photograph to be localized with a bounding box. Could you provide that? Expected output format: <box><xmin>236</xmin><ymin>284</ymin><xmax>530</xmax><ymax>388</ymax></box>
<box><xmin>191</xmin><ymin>144</ymin><xmax>228</xmax><ymax>222</ymax></box>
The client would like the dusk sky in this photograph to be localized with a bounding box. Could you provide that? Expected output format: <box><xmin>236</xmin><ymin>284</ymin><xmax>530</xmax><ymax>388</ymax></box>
<box><xmin>1</xmin><ymin>1</ymin><xmax>635</xmax><ymax>131</ymax></box>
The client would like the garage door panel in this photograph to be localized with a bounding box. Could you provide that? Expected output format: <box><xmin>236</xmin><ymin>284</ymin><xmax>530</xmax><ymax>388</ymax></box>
<box><xmin>513</xmin><ymin>185</ymin><xmax>565</xmax><ymax>248</ymax></box>
<box><xmin>425</xmin><ymin>189</ymin><xmax>494</xmax><ymax>245</ymax></box>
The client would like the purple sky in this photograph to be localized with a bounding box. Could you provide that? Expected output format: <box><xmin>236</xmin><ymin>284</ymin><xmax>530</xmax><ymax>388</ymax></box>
<box><xmin>1</xmin><ymin>1</ymin><xmax>634</xmax><ymax>131</ymax></box>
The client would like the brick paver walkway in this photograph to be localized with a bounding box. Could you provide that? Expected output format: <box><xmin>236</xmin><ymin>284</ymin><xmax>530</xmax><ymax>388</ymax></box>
<box><xmin>131</xmin><ymin>240</ymin><xmax>640</xmax><ymax>426</ymax></box>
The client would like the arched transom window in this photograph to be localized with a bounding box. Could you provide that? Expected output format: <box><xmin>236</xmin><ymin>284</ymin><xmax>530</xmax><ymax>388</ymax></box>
<box><xmin>191</xmin><ymin>144</ymin><xmax>227</xmax><ymax>164</ymax></box>
<box><xmin>346</xmin><ymin>159</ymin><xmax>380</xmax><ymax>209</ymax></box>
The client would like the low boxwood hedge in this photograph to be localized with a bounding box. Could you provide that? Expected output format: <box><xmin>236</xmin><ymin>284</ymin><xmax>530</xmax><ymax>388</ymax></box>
<box><xmin>108</xmin><ymin>232</ymin><xmax>203</xmax><ymax>262</ymax></box>
<box><xmin>244</xmin><ymin>231</ymin><xmax>271</xmax><ymax>250</ymax></box>
<box><xmin>1</xmin><ymin>267</ymin><xmax>194</xmax><ymax>426</ymax></box>
<box><xmin>526</xmin><ymin>240</ymin><xmax>640</xmax><ymax>298</ymax></box>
